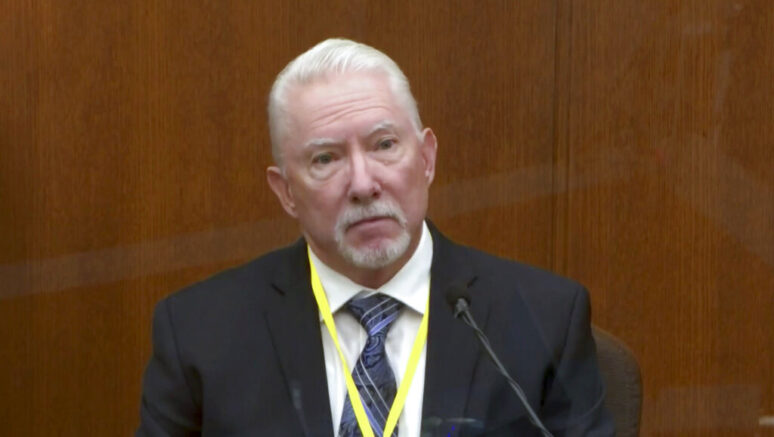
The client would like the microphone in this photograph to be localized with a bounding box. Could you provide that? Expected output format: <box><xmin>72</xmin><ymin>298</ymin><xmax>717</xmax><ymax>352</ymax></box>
<box><xmin>445</xmin><ymin>283</ymin><xmax>554</xmax><ymax>437</ymax></box>
<box><xmin>445</xmin><ymin>282</ymin><xmax>470</xmax><ymax>319</ymax></box>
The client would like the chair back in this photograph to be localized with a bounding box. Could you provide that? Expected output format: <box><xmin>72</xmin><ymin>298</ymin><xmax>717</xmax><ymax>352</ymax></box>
<box><xmin>592</xmin><ymin>326</ymin><xmax>643</xmax><ymax>437</ymax></box>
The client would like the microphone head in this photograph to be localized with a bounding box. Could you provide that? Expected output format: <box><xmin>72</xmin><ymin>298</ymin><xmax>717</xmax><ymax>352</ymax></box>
<box><xmin>445</xmin><ymin>282</ymin><xmax>471</xmax><ymax>309</ymax></box>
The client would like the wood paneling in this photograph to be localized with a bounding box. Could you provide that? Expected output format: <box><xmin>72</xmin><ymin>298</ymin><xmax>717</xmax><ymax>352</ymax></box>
<box><xmin>423</xmin><ymin>0</ymin><xmax>558</xmax><ymax>267</ymax></box>
<box><xmin>0</xmin><ymin>1</ymin><xmax>558</xmax><ymax>435</ymax></box>
<box><xmin>1</xmin><ymin>0</ymin><xmax>772</xmax><ymax>435</ymax></box>
<box><xmin>560</xmin><ymin>1</ymin><xmax>774</xmax><ymax>435</ymax></box>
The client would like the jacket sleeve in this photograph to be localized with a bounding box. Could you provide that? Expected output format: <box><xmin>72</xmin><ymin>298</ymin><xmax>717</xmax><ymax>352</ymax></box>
<box><xmin>541</xmin><ymin>285</ymin><xmax>615</xmax><ymax>437</ymax></box>
<box><xmin>136</xmin><ymin>298</ymin><xmax>202</xmax><ymax>437</ymax></box>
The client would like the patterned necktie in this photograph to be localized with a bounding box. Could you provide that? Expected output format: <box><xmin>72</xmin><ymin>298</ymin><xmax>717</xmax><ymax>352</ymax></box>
<box><xmin>339</xmin><ymin>294</ymin><xmax>403</xmax><ymax>437</ymax></box>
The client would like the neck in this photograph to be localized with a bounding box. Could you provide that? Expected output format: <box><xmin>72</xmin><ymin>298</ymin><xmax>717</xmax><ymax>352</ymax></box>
<box><xmin>348</xmin><ymin>267</ymin><xmax>401</xmax><ymax>290</ymax></box>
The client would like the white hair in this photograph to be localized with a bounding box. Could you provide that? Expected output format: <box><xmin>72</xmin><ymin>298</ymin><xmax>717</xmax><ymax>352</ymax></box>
<box><xmin>267</xmin><ymin>38</ymin><xmax>423</xmax><ymax>166</ymax></box>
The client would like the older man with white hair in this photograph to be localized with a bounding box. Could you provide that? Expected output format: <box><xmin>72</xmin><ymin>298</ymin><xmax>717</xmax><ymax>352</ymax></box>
<box><xmin>137</xmin><ymin>38</ymin><xmax>614</xmax><ymax>437</ymax></box>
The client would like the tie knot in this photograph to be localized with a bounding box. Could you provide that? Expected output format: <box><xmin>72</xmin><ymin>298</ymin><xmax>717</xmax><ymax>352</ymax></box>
<box><xmin>347</xmin><ymin>293</ymin><xmax>403</xmax><ymax>335</ymax></box>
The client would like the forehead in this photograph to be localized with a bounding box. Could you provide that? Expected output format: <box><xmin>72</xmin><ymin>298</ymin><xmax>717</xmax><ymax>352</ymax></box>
<box><xmin>284</xmin><ymin>72</ymin><xmax>408</xmax><ymax>142</ymax></box>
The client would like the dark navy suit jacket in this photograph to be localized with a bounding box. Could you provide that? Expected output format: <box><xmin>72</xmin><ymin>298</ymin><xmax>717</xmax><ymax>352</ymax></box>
<box><xmin>137</xmin><ymin>224</ymin><xmax>614</xmax><ymax>436</ymax></box>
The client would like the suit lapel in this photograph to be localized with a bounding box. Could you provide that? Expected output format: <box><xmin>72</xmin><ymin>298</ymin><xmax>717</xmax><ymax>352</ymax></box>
<box><xmin>264</xmin><ymin>240</ymin><xmax>334</xmax><ymax>437</ymax></box>
<box><xmin>422</xmin><ymin>225</ymin><xmax>490</xmax><ymax>437</ymax></box>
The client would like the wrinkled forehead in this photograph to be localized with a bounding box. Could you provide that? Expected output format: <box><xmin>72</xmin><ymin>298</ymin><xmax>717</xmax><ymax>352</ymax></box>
<box><xmin>282</xmin><ymin>72</ymin><xmax>412</xmax><ymax>144</ymax></box>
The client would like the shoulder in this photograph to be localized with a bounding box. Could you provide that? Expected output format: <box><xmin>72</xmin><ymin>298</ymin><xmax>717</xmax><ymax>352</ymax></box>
<box><xmin>434</xmin><ymin>232</ymin><xmax>590</xmax><ymax>351</ymax></box>
<box><xmin>437</xmin><ymin>233</ymin><xmax>586</xmax><ymax>308</ymax></box>
<box><xmin>428</xmin><ymin>221</ymin><xmax>583</xmax><ymax>301</ymax></box>
<box><xmin>158</xmin><ymin>239</ymin><xmax>304</xmax><ymax>323</ymax></box>
<box><xmin>474</xmin><ymin>247</ymin><xmax>585</xmax><ymax>309</ymax></box>
<box><xmin>468</xmin><ymin>245</ymin><xmax>586</xmax><ymax>323</ymax></box>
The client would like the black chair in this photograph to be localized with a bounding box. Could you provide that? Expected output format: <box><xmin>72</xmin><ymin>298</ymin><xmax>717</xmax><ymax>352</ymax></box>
<box><xmin>592</xmin><ymin>326</ymin><xmax>643</xmax><ymax>437</ymax></box>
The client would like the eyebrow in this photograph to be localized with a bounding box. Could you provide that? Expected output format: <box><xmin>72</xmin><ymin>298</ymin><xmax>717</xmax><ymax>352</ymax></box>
<box><xmin>301</xmin><ymin>137</ymin><xmax>342</xmax><ymax>150</ymax></box>
<box><xmin>366</xmin><ymin>121</ymin><xmax>397</xmax><ymax>137</ymax></box>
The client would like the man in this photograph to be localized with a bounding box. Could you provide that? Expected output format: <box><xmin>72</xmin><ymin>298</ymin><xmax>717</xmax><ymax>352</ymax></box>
<box><xmin>137</xmin><ymin>38</ymin><xmax>613</xmax><ymax>436</ymax></box>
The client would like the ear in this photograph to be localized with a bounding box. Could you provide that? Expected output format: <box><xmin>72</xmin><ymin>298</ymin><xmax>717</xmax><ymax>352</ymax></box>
<box><xmin>419</xmin><ymin>128</ymin><xmax>438</xmax><ymax>185</ymax></box>
<box><xmin>266</xmin><ymin>166</ymin><xmax>298</xmax><ymax>218</ymax></box>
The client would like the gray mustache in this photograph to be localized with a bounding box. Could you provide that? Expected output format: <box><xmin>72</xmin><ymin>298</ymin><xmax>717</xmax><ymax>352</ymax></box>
<box><xmin>336</xmin><ymin>201</ymin><xmax>407</xmax><ymax>231</ymax></box>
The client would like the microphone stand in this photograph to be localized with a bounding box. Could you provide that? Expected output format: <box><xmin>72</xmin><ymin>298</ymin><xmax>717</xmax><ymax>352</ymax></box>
<box><xmin>453</xmin><ymin>299</ymin><xmax>554</xmax><ymax>437</ymax></box>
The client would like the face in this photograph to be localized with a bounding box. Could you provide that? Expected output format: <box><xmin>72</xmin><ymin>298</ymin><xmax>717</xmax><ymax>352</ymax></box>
<box><xmin>267</xmin><ymin>72</ymin><xmax>437</xmax><ymax>281</ymax></box>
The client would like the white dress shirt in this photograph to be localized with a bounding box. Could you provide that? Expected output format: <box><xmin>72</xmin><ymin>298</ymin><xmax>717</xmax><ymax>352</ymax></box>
<box><xmin>310</xmin><ymin>221</ymin><xmax>432</xmax><ymax>437</ymax></box>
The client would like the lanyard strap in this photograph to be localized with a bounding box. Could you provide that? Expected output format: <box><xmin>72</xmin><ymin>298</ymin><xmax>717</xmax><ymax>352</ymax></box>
<box><xmin>308</xmin><ymin>247</ymin><xmax>429</xmax><ymax>437</ymax></box>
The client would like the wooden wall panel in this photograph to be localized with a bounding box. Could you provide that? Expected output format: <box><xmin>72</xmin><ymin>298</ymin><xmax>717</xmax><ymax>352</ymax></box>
<box><xmin>560</xmin><ymin>0</ymin><xmax>774</xmax><ymax>435</ymax></box>
<box><xmin>2</xmin><ymin>0</ymin><xmax>772</xmax><ymax>435</ymax></box>
<box><xmin>0</xmin><ymin>1</ymin><xmax>558</xmax><ymax>435</ymax></box>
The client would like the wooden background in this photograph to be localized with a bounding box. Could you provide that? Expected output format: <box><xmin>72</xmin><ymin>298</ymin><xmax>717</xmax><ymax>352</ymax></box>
<box><xmin>1</xmin><ymin>0</ymin><xmax>772</xmax><ymax>435</ymax></box>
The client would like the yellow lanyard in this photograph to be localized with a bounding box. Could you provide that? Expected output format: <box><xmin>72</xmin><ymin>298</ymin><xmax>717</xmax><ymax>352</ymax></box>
<box><xmin>308</xmin><ymin>247</ymin><xmax>429</xmax><ymax>437</ymax></box>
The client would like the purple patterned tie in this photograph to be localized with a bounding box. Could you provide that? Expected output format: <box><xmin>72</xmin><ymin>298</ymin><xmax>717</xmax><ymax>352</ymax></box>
<box><xmin>338</xmin><ymin>294</ymin><xmax>403</xmax><ymax>437</ymax></box>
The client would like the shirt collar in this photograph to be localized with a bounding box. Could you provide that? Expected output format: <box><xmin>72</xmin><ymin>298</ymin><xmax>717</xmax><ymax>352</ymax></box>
<box><xmin>310</xmin><ymin>221</ymin><xmax>433</xmax><ymax>320</ymax></box>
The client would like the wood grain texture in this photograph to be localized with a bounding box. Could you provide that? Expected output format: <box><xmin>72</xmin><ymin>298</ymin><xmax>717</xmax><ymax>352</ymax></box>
<box><xmin>0</xmin><ymin>0</ymin><xmax>558</xmax><ymax>435</ymax></box>
<box><xmin>560</xmin><ymin>0</ymin><xmax>774</xmax><ymax>435</ymax></box>
<box><xmin>1</xmin><ymin>0</ymin><xmax>772</xmax><ymax>435</ymax></box>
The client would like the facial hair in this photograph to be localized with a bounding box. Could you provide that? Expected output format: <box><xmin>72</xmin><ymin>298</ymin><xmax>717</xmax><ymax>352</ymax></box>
<box><xmin>333</xmin><ymin>199</ymin><xmax>411</xmax><ymax>269</ymax></box>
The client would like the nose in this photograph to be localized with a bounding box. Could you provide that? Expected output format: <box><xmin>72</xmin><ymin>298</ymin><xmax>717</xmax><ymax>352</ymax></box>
<box><xmin>346</xmin><ymin>150</ymin><xmax>381</xmax><ymax>204</ymax></box>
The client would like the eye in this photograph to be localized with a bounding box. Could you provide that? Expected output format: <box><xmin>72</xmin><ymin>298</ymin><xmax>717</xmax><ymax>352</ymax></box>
<box><xmin>312</xmin><ymin>152</ymin><xmax>334</xmax><ymax>165</ymax></box>
<box><xmin>376</xmin><ymin>138</ymin><xmax>396</xmax><ymax>150</ymax></box>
